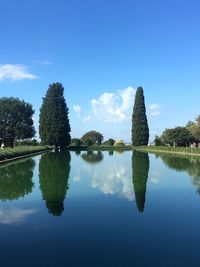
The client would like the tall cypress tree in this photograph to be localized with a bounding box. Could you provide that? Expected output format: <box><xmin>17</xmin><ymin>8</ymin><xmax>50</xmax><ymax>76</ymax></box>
<box><xmin>39</xmin><ymin>83</ymin><xmax>71</xmax><ymax>148</ymax></box>
<box><xmin>132</xmin><ymin>87</ymin><xmax>149</xmax><ymax>146</ymax></box>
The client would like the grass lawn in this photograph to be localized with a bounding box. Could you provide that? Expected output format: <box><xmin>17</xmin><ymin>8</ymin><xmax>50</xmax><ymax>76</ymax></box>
<box><xmin>0</xmin><ymin>146</ymin><xmax>50</xmax><ymax>162</ymax></box>
<box><xmin>136</xmin><ymin>146</ymin><xmax>200</xmax><ymax>156</ymax></box>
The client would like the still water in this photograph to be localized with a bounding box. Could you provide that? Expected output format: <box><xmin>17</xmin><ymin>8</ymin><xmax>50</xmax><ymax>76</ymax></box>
<box><xmin>0</xmin><ymin>150</ymin><xmax>200</xmax><ymax>267</ymax></box>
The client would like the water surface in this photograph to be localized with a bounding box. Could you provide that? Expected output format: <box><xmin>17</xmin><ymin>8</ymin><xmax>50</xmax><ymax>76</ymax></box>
<box><xmin>0</xmin><ymin>150</ymin><xmax>200</xmax><ymax>267</ymax></box>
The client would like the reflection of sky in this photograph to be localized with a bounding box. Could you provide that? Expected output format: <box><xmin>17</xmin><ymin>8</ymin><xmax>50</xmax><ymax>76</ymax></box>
<box><xmin>0</xmin><ymin>207</ymin><xmax>36</xmax><ymax>225</ymax></box>
<box><xmin>71</xmin><ymin>151</ymin><xmax>134</xmax><ymax>201</ymax></box>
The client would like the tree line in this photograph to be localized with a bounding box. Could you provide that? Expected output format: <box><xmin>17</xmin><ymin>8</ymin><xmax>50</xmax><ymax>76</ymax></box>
<box><xmin>154</xmin><ymin>117</ymin><xmax>200</xmax><ymax>147</ymax></box>
<box><xmin>2</xmin><ymin>81</ymin><xmax>199</xmax><ymax>148</ymax></box>
<box><xmin>0</xmin><ymin>83</ymin><xmax>150</xmax><ymax>148</ymax></box>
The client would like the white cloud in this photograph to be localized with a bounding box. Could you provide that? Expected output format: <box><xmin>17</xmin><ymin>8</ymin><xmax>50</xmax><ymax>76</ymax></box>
<box><xmin>0</xmin><ymin>207</ymin><xmax>36</xmax><ymax>225</ymax></box>
<box><xmin>0</xmin><ymin>64</ymin><xmax>37</xmax><ymax>81</ymax></box>
<box><xmin>90</xmin><ymin>86</ymin><xmax>136</xmax><ymax>123</ymax></box>
<box><xmin>83</xmin><ymin>115</ymin><xmax>92</xmax><ymax>123</ymax></box>
<box><xmin>73</xmin><ymin>105</ymin><xmax>82</xmax><ymax>118</ymax></box>
<box><xmin>149</xmin><ymin>104</ymin><xmax>161</xmax><ymax>116</ymax></box>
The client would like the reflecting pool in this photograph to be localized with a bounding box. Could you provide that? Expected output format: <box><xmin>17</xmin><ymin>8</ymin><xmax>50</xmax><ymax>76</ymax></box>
<box><xmin>0</xmin><ymin>150</ymin><xmax>200</xmax><ymax>266</ymax></box>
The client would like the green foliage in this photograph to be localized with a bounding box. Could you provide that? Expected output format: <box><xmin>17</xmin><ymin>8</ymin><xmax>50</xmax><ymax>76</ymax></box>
<box><xmin>15</xmin><ymin>139</ymin><xmax>39</xmax><ymax>146</ymax></box>
<box><xmin>0</xmin><ymin>146</ymin><xmax>49</xmax><ymax>161</ymax></box>
<box><xmin>132</xmin><ymin>151</ymin><xmax>149</xmax><ymax>212</ymax></box>
<box><xmin>81</xmin><ymin>151</ymin><xmax>103</xmax><ymax>164</ymax></box>
<box><xmin>39</xmin><ymin>82</ymin><xmax>71</xmax><ymax>149</ymax></box>
<box><xmin>132</xmin><ymin>87</ymin><xmax>149</xmax><ymax>146</ymax></box>
<box><xmin>81</xmin><ymin>130</ymin><xmax>103</xmax><ymax>146</ymax></box>
<box><xmin>186</xmin><ymin>116</ymin><xmax>200</xmax><ymax>142</ymax></box>
<box><xmin>137</xmin><ymin>145</ymin><xmax>200</xmax><ymax>155</ymax></box>
<box><xmin>39</xmin><ymin>151</ymin><xmax>71</xmax><ymax>216</ymax></box>
<box><xmin>154</xmin><ymin>135</ymin><xmax>163</xmax><ymax>146</ymax></box>
<box><xmin>113</xmin><ymin>140</ymin><xmax>125</xmax><ymax>147</ymax></box>
<box><xmin>0</xmin><ymin>158</ymin><xmax>35</xmax><ymax>201</ymax></box>
<box><xmin>70</xmin><ymin>138</ymin><xmax>81</xmax><ymax>147</ymax></box>
<box><xmin>161</xmin><ymin>127</ymin><xmax>194</xmax><ymax>146</ymax></box>
<box><xmin>102</xmin><ymin>138</ymin><xmax>115</xmax><ymax>146</ymax></box>
<box><xmin>0</xmin><ymin>97</ymin><xmax>35</xmax><ymax>147</ymax></box>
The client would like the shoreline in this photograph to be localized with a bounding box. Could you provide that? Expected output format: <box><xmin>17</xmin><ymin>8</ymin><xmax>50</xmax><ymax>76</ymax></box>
<box><xmin>0</xmin><ymin>147</ymin><xmax>52</xmax><ymax>164</ymax></box>
<box><xmin>136</xmin><ymin>146</ymin><xmax>200</xmax><ymax>157</ymax></box>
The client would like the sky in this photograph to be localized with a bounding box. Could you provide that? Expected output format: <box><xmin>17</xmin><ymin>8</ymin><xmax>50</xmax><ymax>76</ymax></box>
<box><xmin>0</xmin><ymin>0</ymin><xmax>200</xmax><ymax>142</ymax></box>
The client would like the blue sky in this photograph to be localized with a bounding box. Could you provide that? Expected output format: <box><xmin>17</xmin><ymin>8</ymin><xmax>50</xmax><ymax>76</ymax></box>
<box><xmin>0</xmin><ymin>0</ymin><xmax>200</xmax><ymax>142</ymax></box>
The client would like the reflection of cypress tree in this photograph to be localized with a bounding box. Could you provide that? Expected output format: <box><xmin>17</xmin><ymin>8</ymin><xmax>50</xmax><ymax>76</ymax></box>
<box><xmin>132</xmin><ymin>152</ymin><xmax>149</xmax><ymax>212</ymax></box>
<box><xmin>39</xmin><ymin>151</ymin><xmax>71</xmax><ymax>216</ymax></box>
<box><xmin>0</xmin><ymin>158</ymin><xmax>35</xmax><ymax>201</ymax></box>
<box><xmin>81</xmin><ymin>151</ymin><xmax>103</xmax><ymax>164</ymax></box>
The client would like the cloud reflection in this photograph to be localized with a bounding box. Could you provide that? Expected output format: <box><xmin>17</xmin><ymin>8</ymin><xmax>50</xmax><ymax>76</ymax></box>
<box><xmin>0</xmin><ymin>207</ymin><xmax>36</xmax><ymax>225</ymax></box>
<box><xmin>83</xmin><ymin>161</ymin><xmax>134</xmax><ymax>201</ymax></box>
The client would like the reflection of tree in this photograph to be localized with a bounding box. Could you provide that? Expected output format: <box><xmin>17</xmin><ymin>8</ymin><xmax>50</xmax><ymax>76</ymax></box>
<box><xmin>0</xmin><ymin>158</ymin><xmax>35</xmax><ymax>201</ymax></box>
<box><xmin>159</xmin><ymin>154</ymin><xmax>200</xmax><ymax>194</ymax></box>
<box><xmin>159</xmin><ymin>154</ymin><xmax>191</xmax><ymax>172</ymax></box>
<box><xmin>81</xmin><ymin>151</ymin><xmax>103</xmax><ymax>164</ymax></box>
<box><xmin>39</xmin><ymin>151</ymin><xmax>71</xmax><ymax>216</ymax></box>
<box><xmin>75</xmin><ymin>150</ymin><xmax>81</xmax><ymax>155</ymax></box>
<box><xmin>132</xmin><ymin>152</ymin><xmax>149</xmax><ymax>212</ymax></box>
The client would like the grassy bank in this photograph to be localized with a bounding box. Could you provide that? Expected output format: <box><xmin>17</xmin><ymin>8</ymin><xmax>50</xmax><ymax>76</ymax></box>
<box><xmin>0</xmin><ymin>146</ymin><xmax>51</xmax><ymax>162</ymax></box>
<box><xmin>136</xmin><ymin>146</ymin><xmax>200</xmax><ymax>156</ymax></box>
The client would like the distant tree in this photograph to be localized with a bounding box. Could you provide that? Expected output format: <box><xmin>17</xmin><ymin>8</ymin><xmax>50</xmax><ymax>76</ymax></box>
<box><xmin>132</xmin><ymin>87</ymin><xmax>149</xmax><ymax>146</ymax></box>
<box><xmin>161</xmin><ymin>127</ymin><xmax>194</xmax><ymax>147</ymax></box>
<box><xmin>39</xmin><ymin>83</ymin><xmax>71</xmax><ymax>149</ymax></box>
<box><xmin>16</xmin><ymin>139</ymin><xmax>39</xmax><ymax>146</ymax></box>
<box><xmin>0</xmin><ymin>158</ymin><xmax>35</xmax><ymax>201</ymax></box>
<box><xmin>154</xmin><ymin>135</ymin><xmax>163</xmax><ymax>146</ymax></box>
<box><xmin>132</xmin><ymin>152</ymin><xmax>149</xmax><ymax>213</ymax></box>
<box><xmin>103</xmin><ymin>138</ymin><xmax>115</xmax><ymax>146</ymax></box>
<box><xmin>113</xmin><ymin>140</ymin><xmax>125</xmax><ymax>147</ymax></box>
<box><xmin>81</xmin><ymin>131</ymin><xmax>103</xmax><ymax>146</ymax></box>
<box><xmin>0</xmin><ymin>97</ymin><xmax>35</xmax><ymax>147</ymax></box>
<box><xmin>39</xmin><ymin>151</ymin><xmax>71</xmax><ymax>216</ymax></box>
<box><xmin>70</xmin><ymin>138</ymin><xmax>81</xmax><ymax>147</ymax></box>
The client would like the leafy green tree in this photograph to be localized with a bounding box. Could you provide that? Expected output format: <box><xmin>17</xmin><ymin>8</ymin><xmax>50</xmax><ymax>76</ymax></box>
<box><xmin>39</xmin><ymin>151</ymin><xmax>71</xmax><ymax>216</ymax></box>
<box><xmin>0</xmin><ymin>158</ymin><xmax>35</xmax><ymax>201</ymax></box>
<box><xmin>81</xmin><ymin>151</ymin><xmax>103</xmax><ymax>164</ymax></box>
<box><xmin>39</xmin><ymin>83</ymin><xmax>71</xmax><ymax>149</ymax></box>
<box><xmin>132</xmin><ymin>152</ymin><xmax>149</xmax><ymax>212</ymax></box>
<box><xmin>161</xmin><ymin>127</ymin><xmax>194</xmax><ymax>146</ymax></box>
<box><xmin>154</xmin><ymin>135</ymin><xmax>163</xmax><ymax>146</ymax></box>
<box><xmin>70</xmin><ymin>138</ymin><xmax>81</xmax><ymax>147</ymax></box>
<box><xmin>103</xmin><ymin>138</ymin><xmax>115</xmax><ymax>146</ymax></box>
<box><xmin>186</xmin><ymin>116</ymin><xmax>200</xmax><ymax>142</ymax></box>
<box><xmin>0</xmin><ymin>97</ymin><xmax>35</xmax><ymax>147</ymax></box>
<box><xmin>132</xmin><ymin>87</ymin><xmax>149</xmax><ymax>146</ymax></box>
<box><xmin>113</xmin><ymin>140</ymin><xmax>125</xmax><ymax>147</ymax></box>
<box><xmin>81</xmin><ymin>131</ymin><xmax>103</xmax><ymax>146</ymax></box>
